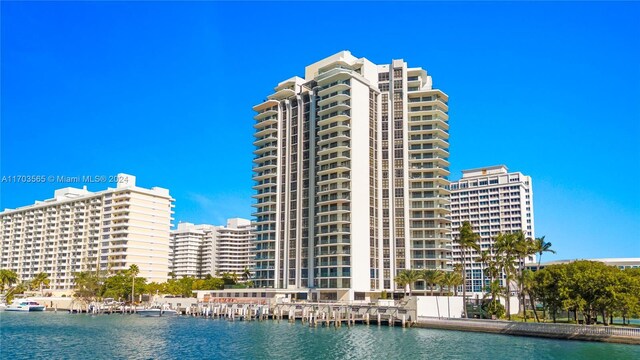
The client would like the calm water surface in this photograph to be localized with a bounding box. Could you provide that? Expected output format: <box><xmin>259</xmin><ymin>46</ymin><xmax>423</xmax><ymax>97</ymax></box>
<box><xmin>1</xmin><ymin>312</ymin><xmax>638</xmax><ymax>359</ymax></box>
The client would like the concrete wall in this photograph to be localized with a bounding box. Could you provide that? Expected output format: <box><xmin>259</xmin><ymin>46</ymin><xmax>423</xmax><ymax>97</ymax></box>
<box><xmin>416</xmin><ymin>296</ymin><xmax>464</xmax><ymax>318</ymax></box>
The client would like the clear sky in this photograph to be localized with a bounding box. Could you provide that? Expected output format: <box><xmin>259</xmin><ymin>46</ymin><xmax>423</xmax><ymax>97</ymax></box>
<box><xmin>1</xmin><ymin>1</ymin><xmax>639</xmax><ymax>261</ymax></box>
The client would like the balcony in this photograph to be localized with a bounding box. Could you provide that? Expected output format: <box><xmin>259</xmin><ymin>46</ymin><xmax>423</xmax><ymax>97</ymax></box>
<box><xmin>253</xmin><ymin>169</ymin><xmax>277</xmax><ymax>181</ymax></box>
<box><xmin>317</xmin><ymin>91</ymin><xmax>350</xmax><ymax>107</ymax></box>
<box><xmin>253</xmin><ymin>143</ymin><xmax>277</xmax><ymax>155</ymax></box>
<box><xmin>269</xmin><ymin>87</ymin><xmax>295</xmax><ymax>100</ymax></box>
<box><xmin>253</xmin><ymin>134</ymin><xmax>279</xmax><ymax>147</ymax></box>
<box><xmin>317</xmin><ymin>101</ymin><xmax>351</xmax><ymax>117</ymax></box>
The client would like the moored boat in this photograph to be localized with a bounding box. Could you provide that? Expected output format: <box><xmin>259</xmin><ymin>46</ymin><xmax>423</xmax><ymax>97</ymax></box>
<box><xmin>5</xmin><ymin>299</ymin><xmax>46</xmax><ymax>312</ymax></box>
<box><xmin>137</xmin><ymin>304</ymin><xmax>177</xmax><ymax>317</ymax></box>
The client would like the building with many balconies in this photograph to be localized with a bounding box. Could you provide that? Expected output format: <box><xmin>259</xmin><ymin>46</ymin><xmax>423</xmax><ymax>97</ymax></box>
<box><xmin>252</xmin><ymin>51</ymin><xmax>451</xmax><ymax>301</ymax></box>
<box><xmin>0</xmin><ymin>174</ymin><xmax>174</xmax><ymax>294</ymax></box>
<box><xmin>169</xmin><ymin>218</ymin><xmax>255</xmax><ymax>278</ymax></box>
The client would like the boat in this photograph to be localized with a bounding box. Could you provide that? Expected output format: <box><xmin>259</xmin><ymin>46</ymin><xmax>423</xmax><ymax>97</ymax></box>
<box><xmin>5</xmin><ymin>299</ymin><xmax>46</xmax><ymax>312</ymax></box>
<box><xmin>137</xmin><ymin>304</ymin><xmax>177</xmax><ymax>317</ymax></box>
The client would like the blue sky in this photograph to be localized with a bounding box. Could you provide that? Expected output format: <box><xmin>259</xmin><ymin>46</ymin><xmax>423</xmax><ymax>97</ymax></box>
<box><xmin>1</xmin><ymin>2</ymin><xmax>639</xmax><ymax>261</ymax></box>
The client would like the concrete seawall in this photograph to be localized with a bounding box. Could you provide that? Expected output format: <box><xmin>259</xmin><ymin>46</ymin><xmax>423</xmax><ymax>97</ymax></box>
<box><xmin>415</xmin><ymin>317</ymin><xmax>640</xmax><ymax>345</ymax></box>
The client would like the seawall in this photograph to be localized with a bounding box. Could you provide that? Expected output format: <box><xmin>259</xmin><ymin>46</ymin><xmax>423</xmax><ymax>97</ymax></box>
<box><xmin>414</xmin><ymin>317</ymin><xmax>640</xmax><ymax>345</ymax></box>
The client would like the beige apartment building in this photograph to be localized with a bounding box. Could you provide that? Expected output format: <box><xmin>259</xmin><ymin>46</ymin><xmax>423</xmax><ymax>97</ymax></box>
<box><xmin>253</xmin><ymin>51</ymin><xmax>451</xmax><ymax>301</ymax></box>
<box><xmin>0</xmin><ymin>174</ymin><xmax>174</xmax><ymax>294</ymax></box>
<box><xmin>170</xmin><ymin>218</ymin><xmax>255</xmax><ymax>278</ymax></box>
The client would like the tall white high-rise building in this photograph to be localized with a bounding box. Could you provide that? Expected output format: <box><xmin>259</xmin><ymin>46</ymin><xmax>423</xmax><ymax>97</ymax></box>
<box><xmin>450</xmin><ymin>165</ymin><xmax>535</xmax><ymax>293</ymax></box>
<box><xmin>170</xmin><ymin>218</ymin><xmax>255</xmax><ymax>278</ymax></box>
<box><xmin>252</xmin><ymin>51</ymin><xmax>451</xmax><ymax>301</ymax></box>
<box><xmin>0</xmin><ymin>174</ymin><xmax>174</xmax><ymax>293</ymax></box>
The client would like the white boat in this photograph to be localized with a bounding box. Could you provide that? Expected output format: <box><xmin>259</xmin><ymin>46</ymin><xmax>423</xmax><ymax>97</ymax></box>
<box><xmin>5</xmin><ymin>299</ymin><xmax>46</xmax><ymax>312</ymax></box>
<box><xmin>137</xmin><ymin>304</ymin><xmax>177</xmax><ymax>317</ymax></box>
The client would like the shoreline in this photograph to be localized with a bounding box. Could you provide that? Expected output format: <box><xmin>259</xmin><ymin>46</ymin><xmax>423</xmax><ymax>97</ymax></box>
<box><xmin>414</xmin><ymin>317</ymin><xmax>640</xmax><ymax>345</ymax></box>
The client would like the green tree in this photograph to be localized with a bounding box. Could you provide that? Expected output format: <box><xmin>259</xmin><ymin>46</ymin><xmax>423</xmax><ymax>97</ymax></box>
<box><xmin>221</xmin><ymin>272</ymin><xmax>238</xmax><ymax>286</ymax></box>
<box><xmin>495</xmin><ymin>232</ymin><xmax>519</xmax><ymax>320</ymax></box>
<box><xmin>29</xmin><ymin>272</ymin><xmax>51</xmax><ymax>296</ymax></box>
<box><xmin>146</xmin><ymin>282</ymin><xmax>165</xmax><ymax>298</ymax></box>
<box><xmin>128</xmin><ymin>265</ymin><xmax>140</xmax><ymax>303</ymax></box>
<box><xmin>615</xmin><ymin>269</ymin><xmax>640</xmax><ymax>324</ymax></box>
<box><xmin>483</xmin><ymin>279</ymin><xmax>506</xmax><ymax>318</ymax></box>
<box><xmin>394</xmin><ymin>269</ymin><xmax>421</xmax><ymax>296</ymax></box>
<box><xmin>532</xmin><ymin>236</ymin><xmax>555</xmax><ymax>272</ymax></box>
<box><xmin>242</xmin><ymin>267</ymin><xmax>252</xmax><ymax>282</ymax></box>
<box><xmin>533</xmin><ymin>264</ymin><xmax>567</xmax><ymax>323</ymax></box>
<box><xmin>73</xmin><ymin>271</ymin><xmax>103</xmax><ymax>303</ymax></box>
<box><xmin>476</xmin><ymin>250</ymin><xmax>492</xmax><ymax>294</ymax></box>
<box><xmin>203</xmin><ymin>277</ymin><xmax>225</xmax><ymax>290</ymax></box>
<box><xmin>165</xmin><ymin>276</ymin><xmax>198</xmax><ymax>297</ymax></box>
<box><xmin>422</xmin><ymin>270</ymin><xmax>444</xmax><ymax>296</ymax></box>
<box><xmin>101</xmin><ymin>273</ymin><xmax>129</xmax><ymax>300</ymax></box>
<box><xmin>452</xmin><ymin>264</ymin><xmax>464</xmax><ymax>296</ymax></box>
<box><xmin>0</xmin><ymin>269</ymin><xmax>19</xmax><ymax>292</ymax></box>
<box><xmin>458</xmin><ymin>221</ymin><xmax>480</xmax><ymax>318</ymax></box>
<box><xmin>4</xmin><ymin>282</ymin><xmax>27</xmax><ymax>304</ymax></box>
<box><xmin>512</xmin><ymin>231</ymin><xmax>537</xmax><ymax>318</ymax></box>
<box><xmin>519</xmin><ymin>269</ymin><xmax>540</xmax><ymax>322</ymax></box>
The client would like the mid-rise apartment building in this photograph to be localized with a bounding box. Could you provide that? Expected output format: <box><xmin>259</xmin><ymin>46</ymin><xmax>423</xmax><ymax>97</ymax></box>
<box><xmin>0</xmin><ymin>174</ymin><xmax>174</xmax><ymax>293</ymax></box>
<box><xmin>169</xmin><ymin>218</ymin><xmax>255</xmax><ymax>278</ymax></box>
<box><xmin>450</xmin><ymin>165</ymin><xmax>535</xmax><ymax>293</ymax></box>
<box><xmin>252</xmin><ymin>51</ymin><xmax>451</xmax><ymax>301</ymax></box>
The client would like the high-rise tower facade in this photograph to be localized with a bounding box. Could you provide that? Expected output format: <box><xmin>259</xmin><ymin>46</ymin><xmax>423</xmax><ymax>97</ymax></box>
<box><xmin>252</xmin><ymin>51</ymin><xmax>451</xmax><ymax>301</ymax></box>
<box><xmin>170</xmin><ymin>218</ymin><xmax>255</xmax><ymax>278</ymax></box>
<box><xmin>450</xmin><ymin>165</ymin><xmax>535</xmax><ymax>293</ymax></box>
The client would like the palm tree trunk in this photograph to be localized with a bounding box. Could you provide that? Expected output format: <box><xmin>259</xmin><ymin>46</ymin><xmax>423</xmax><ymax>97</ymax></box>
<box><xmin>529</xmin><ymin>291</ymin><xmax>540</xmax><ymax>322</ymax></box>
<box><xmin>505</xmin><ymin>275</ymin><xmax>511</xmax><ymax>320</ymax></box>
<box><xmin>462</xmin><ymin>247</ymin><xmax>467</xmax><ymax>318</ymax></box>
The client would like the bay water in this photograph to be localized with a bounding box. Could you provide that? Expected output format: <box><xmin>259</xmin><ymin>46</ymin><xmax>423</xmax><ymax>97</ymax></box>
<box><xmin>1</xmin><ymin>312</ymin><xmax>638</xmax><ymax>359</ymax></box>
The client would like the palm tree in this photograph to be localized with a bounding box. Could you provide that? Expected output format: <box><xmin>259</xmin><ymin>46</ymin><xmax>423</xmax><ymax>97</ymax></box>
<box><xmin>452</xmin><ymin>264</ymin><xmax>464</xmax><ymax>296</ymax></box>
<box><xmin>519</xmin><ymin>269</ymin><xmax>540</xmax><ymax>322</ymax></box>
<box><xmin>30</xmin><ymin>272</ymin><xmax>50</xmax><ymax>296</ymax></box>
<box><xmin>483</xmin><ymin>280</ymin><xmax>506</xmax><ymax>319</ymax></box>
<box><xmin>495</xmin><ymin>232</ymin><xmax>518</xmax><ymax>320</ymax></box>
<box><xmin>457</xmin><ymin>221</ymin><xmax>480</xmax><ymax>318</ymax></box>
<box><xmin>422</xmin><ymin>270</ymin><xmax>444</xmax><ymax>296</ymax></box>
<box><xmin>73</xmin><ymin>271</ymin><xmax>102</xmax><ymax>303</ymax></box>
<box><xmin>242</xmin><ymin>267</ymin><xmax>252</xmax><ymax>282</ymax></box>
<box><xmin>512</xmin><ymin>231</ymin><xmax>535</xmax><ymax>317</ymax></box>
<box><xmin>128</xmin><ymin>264</ymin><xmax>140</xmax><ymax>304</ymax></box>
<box><xmin>4</xmin><ymin>282</ymin><xmax>27</xmax><ymax>304</ymax></box>
<box><xmin>394</xmin><ymin>269</ymin><xmax>421</xmax><ymax>297</ymax></box>
<box><xmin>476</xmin><ymin>250</ymin><xmax>492</xmax><ymax>295</ymax></box>
<box><xmin>0</xmin><ymin>269</ymin><xmax>19</xmax><ymax>292</ymax></box>
<box><xmin>533</xmin><ymin>236</ymin><xmax>555</xmax><ymax>272</ymax></box>
<box><xmin>441</xmin><ymin>271</ymin><xmax>460</xmax><ymax>318</ymax></box>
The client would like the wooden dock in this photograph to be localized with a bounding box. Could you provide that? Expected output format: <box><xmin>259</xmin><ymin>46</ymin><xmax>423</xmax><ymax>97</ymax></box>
<box><xmin>64</xmin><ymin>299</ymin><xmax>416</xmax><ymax>329</ymax></box>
